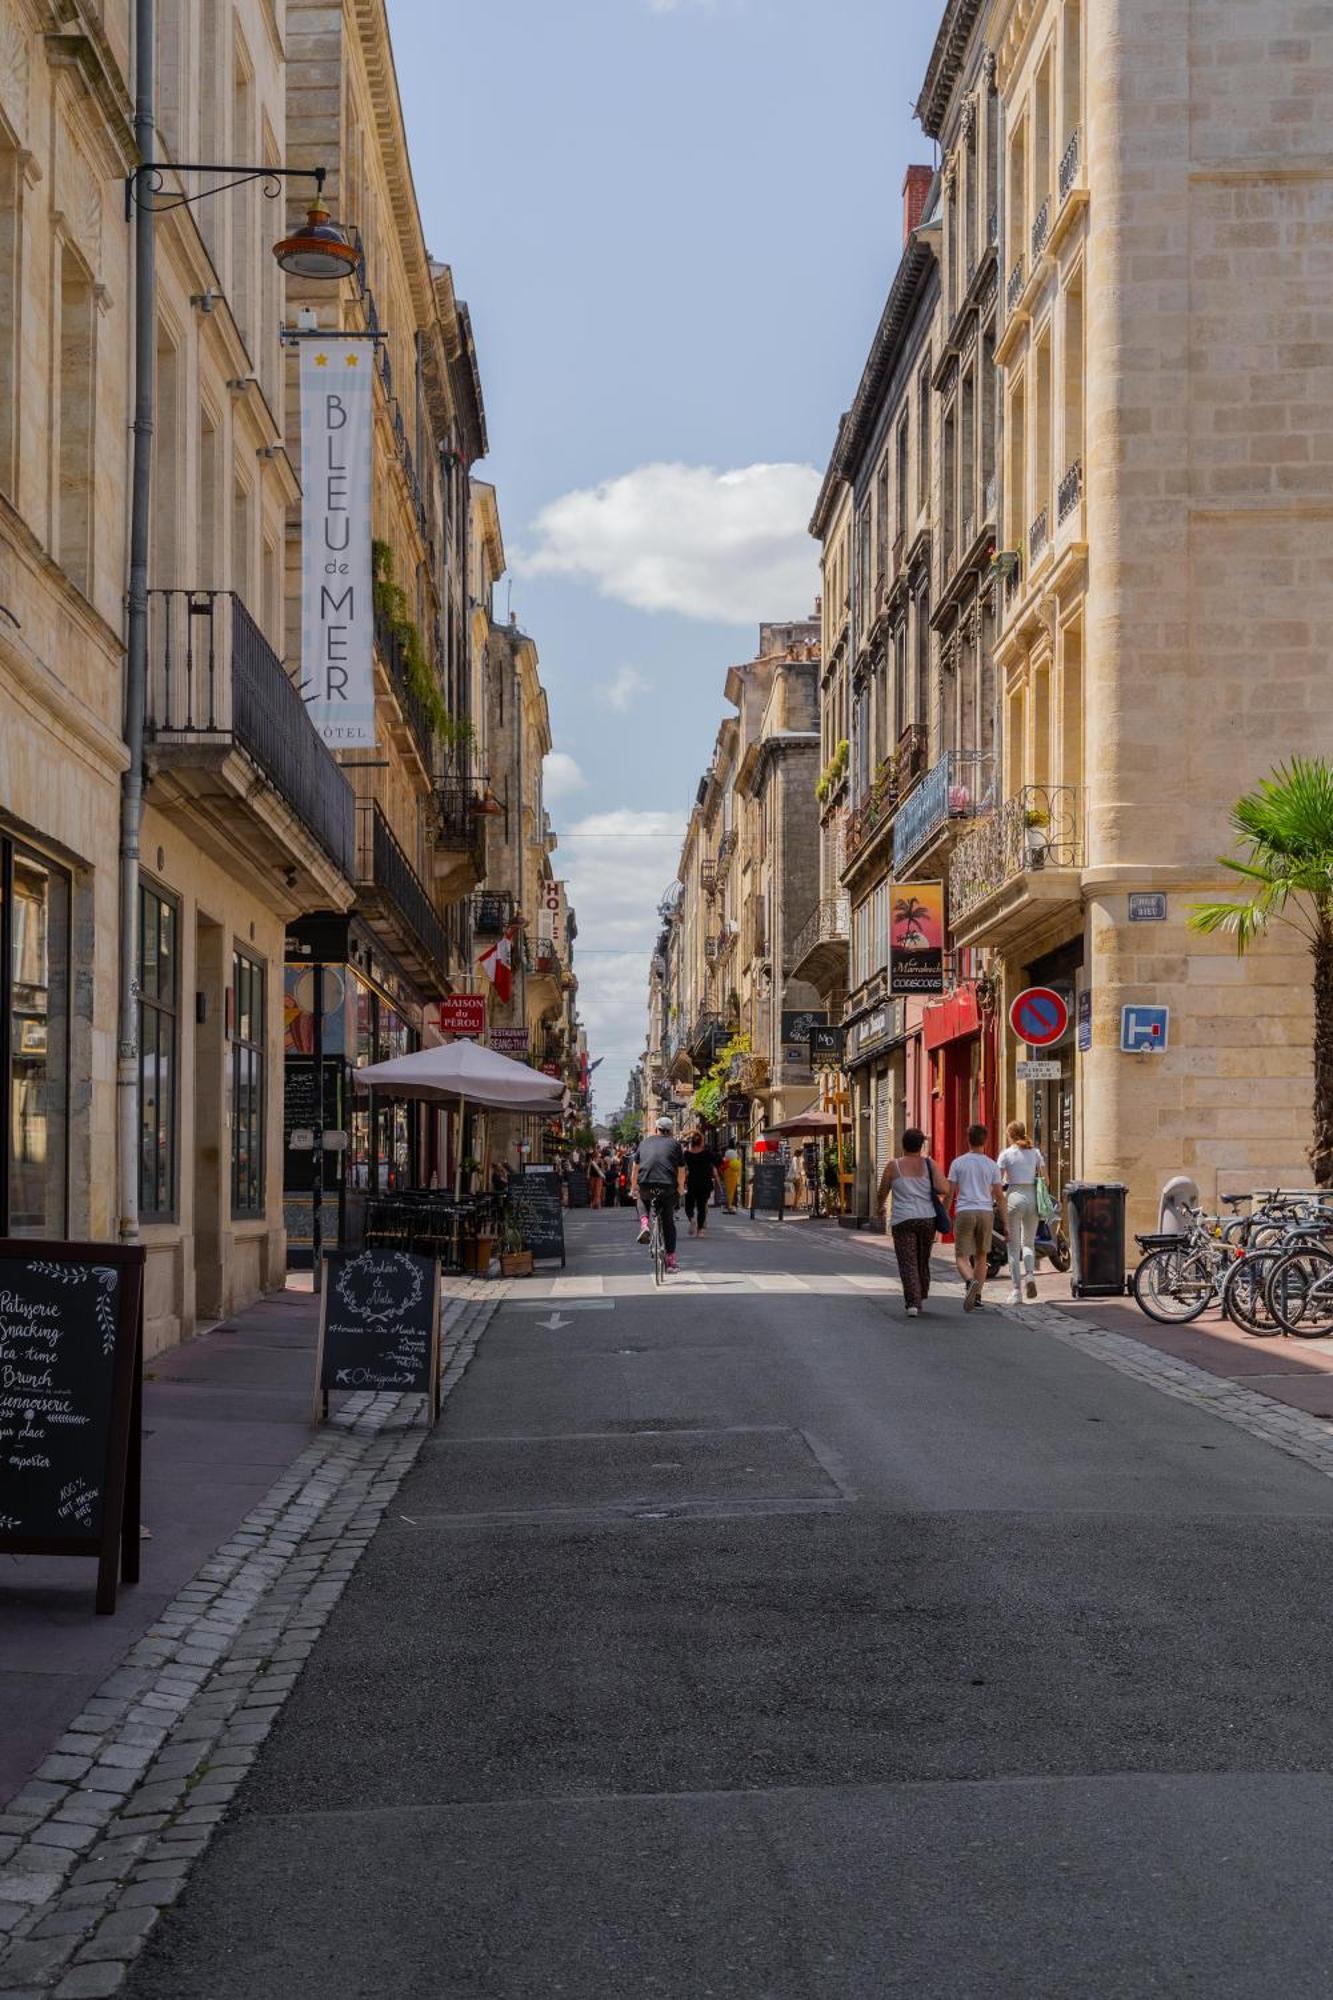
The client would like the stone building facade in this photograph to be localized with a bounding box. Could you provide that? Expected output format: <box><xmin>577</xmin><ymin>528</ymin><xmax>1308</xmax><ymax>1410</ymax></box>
<box><xmin>0</xmin><ymin>1</ymin><xmax>581</xmax><ymax>1346</ymax></box>
<box><xmin>810</xmin><ymin>0</ymin><xmax>1333</xmax><ymax>1229</ymax></box>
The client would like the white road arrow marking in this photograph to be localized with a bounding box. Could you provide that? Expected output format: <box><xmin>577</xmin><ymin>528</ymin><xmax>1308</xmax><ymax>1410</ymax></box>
<box><xmin>539</xmin><ymin>1312</ymin><xmax>572</xmax><ymax>1331</ymax></box>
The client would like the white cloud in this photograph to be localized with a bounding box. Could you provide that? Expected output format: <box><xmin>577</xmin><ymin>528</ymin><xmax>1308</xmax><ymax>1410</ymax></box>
<box><xmin>556</xmin><ymin>808</ymin><xmax>684</xmax><ymax>1114</ymax></box>
<box><xmin>515</xmin><ymin>461</ymin><xmax>821</xmax><ymax>626</ymax></box>
<box><xmin>543</xmin><ymin>751</ymin><xmax>587</xmax><ymax>800</ymax></box>
<box><xmin>600</xmin><ymin>665</ymin><xmax>648</xmax><ymax>713</ymax></box>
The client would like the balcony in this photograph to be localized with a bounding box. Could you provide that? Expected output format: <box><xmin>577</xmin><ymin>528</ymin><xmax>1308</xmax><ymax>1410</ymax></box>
<box><xmin>373</xmin><ymin>603</ymin><xmax>437</xmax><ymax>780</ymax></box>
<box><xmin>689</xmin><ymin>1010</ymin><xmax>726</xmax><ymax>1065</ymax></box>
<box><xmin>1031</xmin><ymin>199</ymin><xmax>1050</xmax><ymax>260</ymax></box>
<box><xmin>893</xmin><ymin>752</ymin><xmax>993</xmax><ymax>874</ymax></box>
<box><xmin>428</xmin><ymin>776</ymin><xmax>487</xmax><ymax>898</ymax></box>
<box><xmin>1006</xmin><ymin>254</ymin><xmax>1026</xmax><ymax>317</ymax></box>
<box><xmin>844</xmin><ymin>724</ymin><xmax>930</xmax><ymax>872</ymax></box>
<box><xmin>700</xmin><ymin>857</ymin><xmax>718</xmax><ymax>897</ymax></box>
<box><xmin>1057</xmin><ymin>458</ymin><xmax>1084</xmax><ymax>526</ymax></box>
<box><xmin>1059</xmin><ymin>129</ymin><xmax>1081</xmax><ymax>204</ymax></box>
<box><xmin>355</xmin><ymin>802</ymin><xmax>450</xmax><ymax>996</ymax></box>
<box><xmin>948</xmin><ymin>784</ymin><xmax>1083</xmax><ymax>949</ymax></box>
<box><xmin>146</xmin><ymin>589</ymin><xmax>355</xmax><ymax>906</ymax></box>
<box><xmin>471</xmin><ymin>891</ymin><xmax>514</xmax><ymax>935</ymax></box>
<box><xmin>715</xmin><ymin>827</ymin><xmax>739</xmax><ymax>882</ymax></box>
<box><xmin>787</xmin><ymin>894</ymin><xmax>850</xmax><ymax>993</ymax></box>
<box><xmin>1029</xmin><ymin>508</ymin><xmax>1050</xmax><ymax>566</ymax></box>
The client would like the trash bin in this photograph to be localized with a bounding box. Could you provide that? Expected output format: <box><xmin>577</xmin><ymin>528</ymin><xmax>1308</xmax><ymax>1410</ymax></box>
<box><xmin>1065</xmin><ymin>1181</ymin><xmax>1129</xmax><ymax>1297</ymax></box>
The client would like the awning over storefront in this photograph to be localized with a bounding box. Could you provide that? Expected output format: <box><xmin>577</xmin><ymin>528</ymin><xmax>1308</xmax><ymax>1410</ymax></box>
<box><xmin>352</xmin><ymin>1038</ymin><xmax>564</xmax><ymax>1112</ymax></box>
<box><xmin>763</xmin><ymin>1110</ymin><xmax>840</xmax><ymax>1138</ymax></box>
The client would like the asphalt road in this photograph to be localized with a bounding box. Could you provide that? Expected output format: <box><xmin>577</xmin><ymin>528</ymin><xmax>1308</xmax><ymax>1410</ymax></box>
<box><xmin>127</xmin><ymin>1213</ymin><xmax>1333</xmax><ymax>1998</ymax></box>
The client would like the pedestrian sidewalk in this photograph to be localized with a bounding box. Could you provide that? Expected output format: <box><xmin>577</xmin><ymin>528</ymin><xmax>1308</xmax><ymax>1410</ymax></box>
<box><xmin>795</xmin><ymin>1213</ymin><xmax>1333</xmax><ymax>1423</ymax></box>
<box><xmin>0</xmin><ymin>1283</ymin><xmax>325</xmax><ymax>1808</ymax></box>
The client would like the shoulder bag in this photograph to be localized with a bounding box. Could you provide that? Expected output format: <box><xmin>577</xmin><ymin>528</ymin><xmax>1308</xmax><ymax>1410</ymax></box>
<box><xmin>924</xmin><ymin>1156</ymin><xmax>954</xmax><ymax>1235</ymax></box>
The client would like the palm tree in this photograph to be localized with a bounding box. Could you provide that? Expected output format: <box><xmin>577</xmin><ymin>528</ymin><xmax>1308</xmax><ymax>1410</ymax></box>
<box><xmin>893</xmin><ymin>895</ymin><xmax>929</xmax><ymax>950</ymax></box>
<box><xmin>1189</xmin><ymin>758</ymin><xmax>1333</xmax><ymax>1183</ymax></box>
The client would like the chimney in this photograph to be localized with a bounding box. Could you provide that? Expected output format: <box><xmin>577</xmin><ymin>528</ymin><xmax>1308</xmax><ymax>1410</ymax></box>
<box><xmin>903</xmin><ymin>164</ymin><xmax>933</xmax><ymax>246</ymax></box>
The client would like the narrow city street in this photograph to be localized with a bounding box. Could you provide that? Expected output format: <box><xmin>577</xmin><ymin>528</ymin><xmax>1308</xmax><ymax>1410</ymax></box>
<box><xmin>110</xmin><ymin>1212</ymin><xmax>1333</xmax><ymax>1999</ymax></box>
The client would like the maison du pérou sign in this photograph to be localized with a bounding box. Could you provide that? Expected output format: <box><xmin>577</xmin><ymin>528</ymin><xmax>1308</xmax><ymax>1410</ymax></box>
<box><xmin>299</xmin><ymin>338</ymin><xmax>377</xmax><ymax>749</ymax></box>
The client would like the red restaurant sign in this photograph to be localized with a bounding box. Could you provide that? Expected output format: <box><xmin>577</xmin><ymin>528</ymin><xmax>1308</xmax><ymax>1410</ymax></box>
<box><xmin>434</xmin><ymin>995</ymin><xmax>486</xmax><ymax>1037</ymax></box>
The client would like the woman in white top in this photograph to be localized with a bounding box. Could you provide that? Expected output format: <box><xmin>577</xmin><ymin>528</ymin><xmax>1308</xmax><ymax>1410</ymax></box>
<box><xmin>876</xmin><ymin>1128</ymin><xmax>952</xmax><ymax>1317</ymax></box>
<box><xmin>997</xmin><ymin>1120</ymin><xmax>1047</xmax><ymax>1303</ymax></box>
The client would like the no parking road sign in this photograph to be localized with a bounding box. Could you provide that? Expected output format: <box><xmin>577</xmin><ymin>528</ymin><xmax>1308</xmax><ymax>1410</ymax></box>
<box><xmin>1009</xmin><ymin>986</ymin><xmax>1070</xmax><ymax>1048</ymax></box>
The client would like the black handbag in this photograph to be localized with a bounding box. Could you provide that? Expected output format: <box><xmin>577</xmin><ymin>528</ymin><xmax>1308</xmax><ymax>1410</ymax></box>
<box><xmin>925</xmin><ymin>1157</ymin><xmax>953</xmax><ymax>1235</ymax></box>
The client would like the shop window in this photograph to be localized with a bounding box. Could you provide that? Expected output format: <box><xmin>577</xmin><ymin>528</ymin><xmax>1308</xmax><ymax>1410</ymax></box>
<box><xmin>2</xmin><ymin>841</ymin><xmax>70</xmax><ymax>1237</ymax></box>
<box><xmin>138</xmin><ymin>881</ymin><xmax>178</xmax><ymax>1221</ymax></box>
<box><xmin>231</xmin><ymin>949</ymin><xmax>265</xmax><ymax>1216</ymax></box>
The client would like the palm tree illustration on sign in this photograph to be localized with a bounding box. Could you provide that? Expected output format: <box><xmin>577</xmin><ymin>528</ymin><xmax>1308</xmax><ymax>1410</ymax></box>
<box><xmin>893</xmin><ymin>895</ymin><xmax>930</xmax><ymax>950</ymax></box>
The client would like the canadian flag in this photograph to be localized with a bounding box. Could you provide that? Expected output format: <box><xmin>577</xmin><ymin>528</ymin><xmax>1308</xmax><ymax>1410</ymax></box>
<box><xmin>477</xmin><ymin>928</ymin><xmax>513</xmax><ymax>1006</ymax></box>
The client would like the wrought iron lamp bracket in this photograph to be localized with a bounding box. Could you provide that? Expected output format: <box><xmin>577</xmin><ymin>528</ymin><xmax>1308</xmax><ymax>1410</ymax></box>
<box><xmin>126</xmin><ymin>162</ymin><xmax>326</xmax><ymax>220</ymax></box>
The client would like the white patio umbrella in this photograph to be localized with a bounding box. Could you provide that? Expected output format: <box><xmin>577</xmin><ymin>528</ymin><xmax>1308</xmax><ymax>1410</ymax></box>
<box><xmin>352</xmin><ymin>1039</ymin><xmax>563</xmax><ymax>1195</ymax></box>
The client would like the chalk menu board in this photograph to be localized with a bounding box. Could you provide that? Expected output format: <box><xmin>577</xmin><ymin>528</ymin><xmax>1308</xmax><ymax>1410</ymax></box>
<box><xmin>283</xmin><ymin>1057</ymin><xmax>342</xmax><ymax>1191</ymax></box>
<box><xmin>315</xmin><ymin>1249</ymin><xmax>441</xmax><ymax>1422</ymax></box>
<box><xmin>505</xmin><ymin>1171</ymin><xmax>566</xmax><ymax>1266</ymax></box>
<box><xmin>749</xmin><ymin>1162</ymin><xmax>787</xmax><ymax>1220</ymax></box>
<box><xmin>0</xmin><ymin>1240</ymin><xmax>145</xmax><ymax>1614</ymax></box>
<box><xmin>566</xmin><ymin>1168</ymin><xmax>590</xmax><ymax>1209</ymax></box>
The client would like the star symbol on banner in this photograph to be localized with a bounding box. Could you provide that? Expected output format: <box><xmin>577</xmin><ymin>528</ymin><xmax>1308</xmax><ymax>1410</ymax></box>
<box><xmin>345</xmin><ymin>353</ymin><xmax>359</xmax><ymax>367</ymax></box>
<box><xmin>314</xmin><ymin>353</ymin><xmax>328</xmax><ymax>367</ymax></box>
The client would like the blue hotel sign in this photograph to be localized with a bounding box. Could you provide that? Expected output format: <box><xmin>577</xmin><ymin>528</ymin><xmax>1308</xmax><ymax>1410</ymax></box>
<box><xmin>894</xmin><ymin>754</ymin><xmax>952</xmax><ymax>870</ymax></box>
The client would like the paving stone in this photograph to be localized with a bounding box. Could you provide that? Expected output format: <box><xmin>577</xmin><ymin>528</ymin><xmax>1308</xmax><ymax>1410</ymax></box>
<box><xmin>50</xmin><ymin>1798</ymin><xmax>117</xmax><ymax>1832</ymax></box>
<box><xmin>0</xmin><ymin>1936</ymin><xmax>77</xmax><ymax>1980</ymax></box>
<box><xmin>56</xmin><ymin>1886</ymin><xmax>113</xmax><ymax>1913</ymax></box>
<box><xmin>54</xmin><ymin>1965</ymin><xmax>128</xmax><ymax>1998</ymax></box>
<box><xmin>116</xmin><ymin>1879</ymin><xmax>182</xmax><ymax>1910</ymax></box>
<box><xmin>78</xmin><ymin>1904</ymin><xmax>157</xmax><ymax>1948</ymax></box>
<box><xmin>30</xmin><ymin>1821</ymin><xmax>98</xmax><ymax>1854</ymax></box>
<box><xmin>0</xmin><ymin>1863</ymin><xmax>68</xmax><ymax>1904</ymax></box>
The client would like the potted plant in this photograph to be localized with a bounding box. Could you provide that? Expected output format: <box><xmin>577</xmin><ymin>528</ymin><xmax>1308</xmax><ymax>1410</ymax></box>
<box><xmin>498</xmin><ymin>1213</ymin><xmax>533</xmax><ymax>1279</ymax></box>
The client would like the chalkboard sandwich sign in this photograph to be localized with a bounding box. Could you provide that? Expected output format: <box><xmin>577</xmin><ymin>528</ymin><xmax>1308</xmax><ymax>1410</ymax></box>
<box><xmin>504</xmin><ymin>1170</ymin><xmax>566</xmax><ymax>1267</ymax></box>
<box><xmin>0</xmin><ymin>1239</ymin><xmax>145</xmax><ymax>1616</ymax></box>
<box><xmin>749</xmin><ymin>1160</ymin><xmax>787</xmax><ymax>1221</ymax></box>
<box><xmin>315</xmin><ymin>1249</ymin><xmax>441</xmax><ymax>1424</ymax></box>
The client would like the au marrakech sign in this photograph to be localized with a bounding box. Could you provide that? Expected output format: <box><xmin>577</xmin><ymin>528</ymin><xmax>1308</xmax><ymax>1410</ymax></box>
<box><xmin>300</xmin><ymin>339</ymin><xmax>376</xmax><ymax>748</ymax></box>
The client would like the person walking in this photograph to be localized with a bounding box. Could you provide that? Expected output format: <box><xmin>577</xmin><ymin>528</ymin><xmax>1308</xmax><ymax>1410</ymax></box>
<box><xmin>722</xmin><ymin>1145</ymin><xmax>742</xmax><ymax>1212</ymax></box>
<box><xmin>947</xmin><ymin>1122</ymin><xmax>1008</xmax><ymax>1313</ymax></box>
<box><xmin>683</xmin><ymin>1128</ymin><xmax>723</xmax><ymax>1237</ymax></box>
<box><xmin>588</xmin><ymin>1148</ymin><xmax>605</xmax><ymax>1210</ymax></box>
<box><xmin>877</xmin><ymin>1128</ymin><xmax>951</xmax><ymax>1317</ymax></box>
<box><xmin>997</xmin><ymin>1120</ymin><xmax>1047</xmax><ymax>1303</ymax></box>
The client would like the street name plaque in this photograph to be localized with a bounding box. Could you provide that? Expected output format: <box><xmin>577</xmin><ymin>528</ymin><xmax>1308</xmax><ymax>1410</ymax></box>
<box><xmin>0</xmin><ymin>1239</ymin><xmax>145</xmax><ymax>1614</ymax></box>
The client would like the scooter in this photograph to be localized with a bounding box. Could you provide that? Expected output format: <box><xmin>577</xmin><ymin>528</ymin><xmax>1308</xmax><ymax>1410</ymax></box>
<box><xmin>986</xmin><ymin>1210</ymin><xmax>1071</xmax><ymax>1282</ymax></box>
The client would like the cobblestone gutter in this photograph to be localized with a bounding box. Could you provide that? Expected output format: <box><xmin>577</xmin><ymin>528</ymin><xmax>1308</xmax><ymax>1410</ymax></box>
<box><xmin>0</xmin><ymin>1281</ymin><xmax>503</xmax><ymax>2000</ymax></box>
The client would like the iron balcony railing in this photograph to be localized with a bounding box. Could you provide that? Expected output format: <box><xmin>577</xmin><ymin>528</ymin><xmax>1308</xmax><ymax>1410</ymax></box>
<box><xmin>430</xmin><ymin>776</ymin><xmax>487</xmax><ymax>854</ymax></box>
<box><xmin>146</xmin><ymin>589</ymin><xmax>355</xmax><ymax>878</ymax></box>
<box><xmin>699</xmin><ymin>857</ymin><xmax>718</xmax><ymax>896</ymax></box>
<box><xmin>789</xmin><ymin>894</ymin><xmax>850</xmax><ymax>974</ymax></box>
<box><xmin>893</xmin><ymin>753</ymin><xmax>995</xmax><ymax>872</ymax></box>
<box><xmin>1031</xmin><ymin>198</ymin><xmax>1051</xmax><ymax>259</ymax></box>
<box><xmin>690</xmin><ymin>1011</ymin><xmax>726</xmax><ymax>1062</ymax></box>
<box><xmin>948</xmin><ymin>784</ymin><xmax>1083</xmax><ymax>926</ymax></box>
<box><xmin>373</xmin><ymin>602</ymin><xmax>436</xmax><ymax>776</ymax></box>
<box><xmin>715</xmin><ymin>828</ymin><xmax>738</xmax><ymax>880</ymax></box>
<box><xmin>1029</xmin><ymin>508</ymin><xmax>1050</xmax><ymax>563</ymax></box>
<box><xmin>471</xmin><ymin>891</ymin><xmax>514</xmax><ymax>935</ymax></box>
<box><xmin>1059</xmin><ymin>129</ymin><xmax>1081</xmax><ymax>203</ymax></box>
<box><xmin>355</xmin><ymin>802</ymin><xmax>449</xmax><ymax>985</ymax></box>
<box><xmin>1006</xmin><ymin>254</ymin><xmax>1026</xmax><ymax>316</ymax></box>
<box><xmin>1058</xmin><ymin>458</ymin><xmax>1084</xmax><ymax>524</ymax></box>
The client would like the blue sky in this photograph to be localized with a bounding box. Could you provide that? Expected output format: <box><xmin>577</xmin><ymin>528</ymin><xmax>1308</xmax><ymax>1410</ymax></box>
<box><xmin>390</xmin><ymin>0</ymin><xmax>940</xmax><ymax>1111</ymax></box>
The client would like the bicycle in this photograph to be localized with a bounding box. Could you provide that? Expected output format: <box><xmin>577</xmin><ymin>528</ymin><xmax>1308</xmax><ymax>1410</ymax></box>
<box><xmin>647</xmin><ymin>1200</ymin><xmax>666</xmax><ymax>1286</ymax></box>
<box><xmin>1132</xmin><ymin>1212</ymin><xmax>1237</xmax><ymax>1324</ymax></box>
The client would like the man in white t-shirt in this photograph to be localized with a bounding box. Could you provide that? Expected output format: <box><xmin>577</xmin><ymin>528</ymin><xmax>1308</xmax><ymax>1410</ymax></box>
<box><xmin>947</xmin><ymin>1122</ymin><xmax>1008</xmax><ymax>1312</ymax></box>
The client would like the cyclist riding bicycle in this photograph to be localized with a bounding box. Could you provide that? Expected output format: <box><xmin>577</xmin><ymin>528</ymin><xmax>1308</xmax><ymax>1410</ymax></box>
<box><xmin>631</xmin><ymin>1116</ymin><xmax>687</xmax><ymax>1273</ymax></box>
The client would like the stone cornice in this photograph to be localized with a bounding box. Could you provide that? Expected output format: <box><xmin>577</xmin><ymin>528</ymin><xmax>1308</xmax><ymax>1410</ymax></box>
<box><xmin>351</xmin><ymin>0</ymin><xmax>438</xmax><ymax>335</ymax></box>
<box><xmin>812</xmin><ymin>235</ymin><xmax>937</xmax><ymax>519</ymax></box>
<box><xmin>916</xmin><ymin>0</ymin><xmax>986</xmax><ymax>140</ymax></box>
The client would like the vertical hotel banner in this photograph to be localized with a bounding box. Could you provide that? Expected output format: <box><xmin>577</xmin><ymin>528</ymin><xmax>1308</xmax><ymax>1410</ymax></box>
<box><xmin>888</xmin><ymin>880</ymin><xmax>945</xmax><ymax>996</ymax></box>
<box><xmin>300</xmin><ymin>339</ymin><xmax>375</xmax><ymax>747</ymax></box>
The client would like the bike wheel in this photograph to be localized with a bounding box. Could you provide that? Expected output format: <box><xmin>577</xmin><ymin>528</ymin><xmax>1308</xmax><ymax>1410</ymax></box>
<box><xmin>1132</xmin><ymin>1246</ymin><xmax>1216</xmax><ymax>1324</ymax></box>
<box><xmin>652</xmin><ymin>1217</ymin><xmax>665</xmax><ymax>1286</ymax></box>
<box><xmin>1267</xmin><ymin>1247</ymin><xmax>1333</xmax><ymax>1338</ymax></box>
<box><xmin>1220</xmin><ymin>1250</ymin><xmax>1284</xmax><ymax>1335</ymax></box>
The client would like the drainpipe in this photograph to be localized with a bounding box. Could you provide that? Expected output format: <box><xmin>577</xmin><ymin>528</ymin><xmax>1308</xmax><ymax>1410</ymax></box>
<box><xmin>118</xmin><ymin>0</ymin><xmax>154</xmax><ymax>1242</ymax></box>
